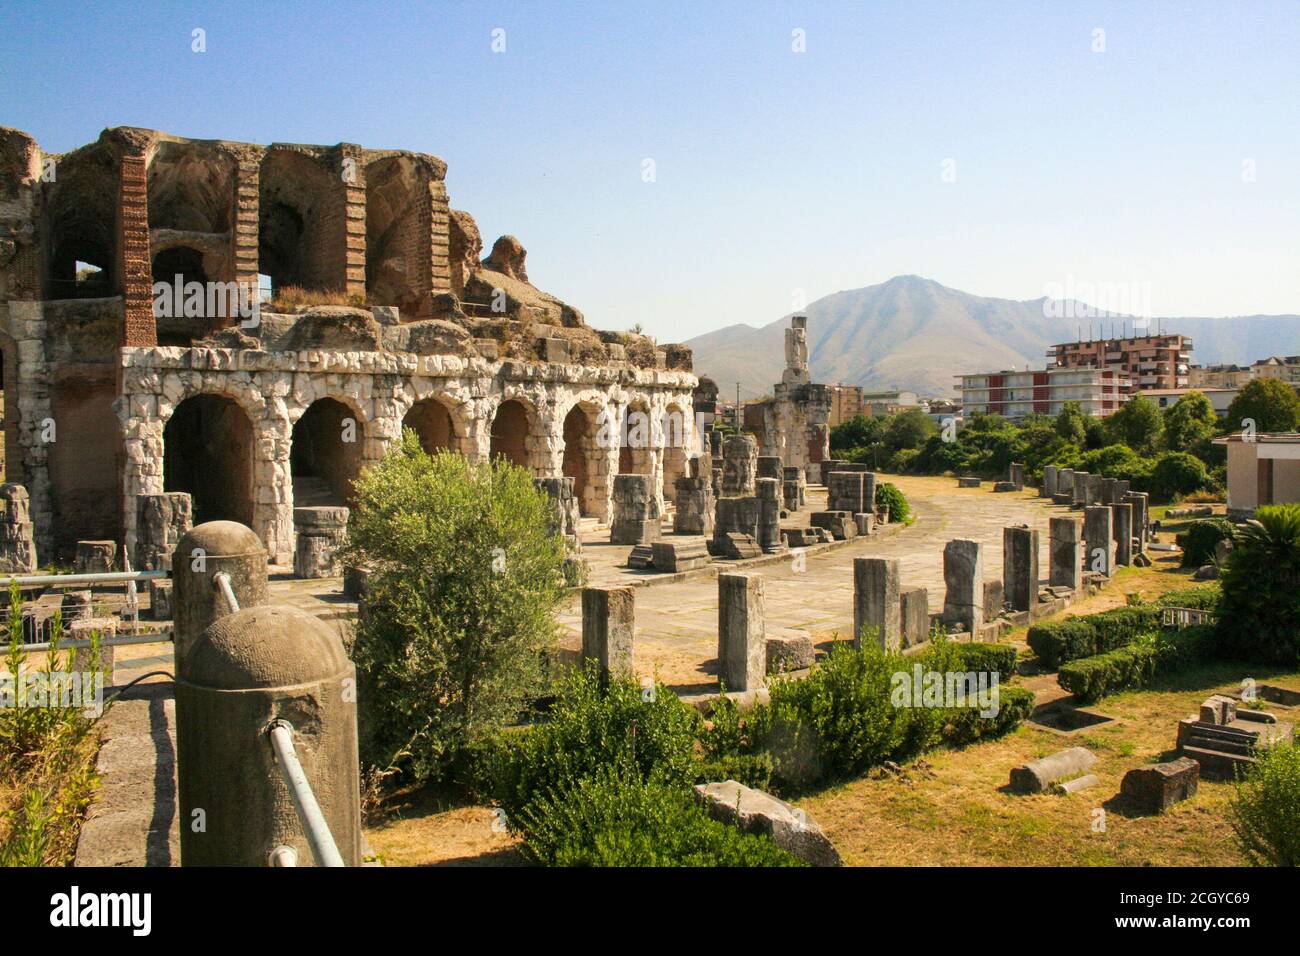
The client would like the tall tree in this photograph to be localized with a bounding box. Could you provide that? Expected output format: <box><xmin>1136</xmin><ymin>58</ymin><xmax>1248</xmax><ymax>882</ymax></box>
<box><xmin>1104</xmin><ymin>395</ymin><xmax>1164</xmax><ymax>454</ymax></box>
<box><xmin>1226</xmin><ymin>378</ymin><xmax>1300</xmax><ymax>434</ymax></box>
<box><xmin>1163</xmin><ymin>391</ymin><xmax>1217</xmax><ymax>451</ymax></box>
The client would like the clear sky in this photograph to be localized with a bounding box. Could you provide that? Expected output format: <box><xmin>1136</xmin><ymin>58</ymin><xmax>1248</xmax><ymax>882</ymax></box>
<box><xmin>2</xmin><ymin>1</ymin><xmax>1296</xmax><ymax>342</ymax></box>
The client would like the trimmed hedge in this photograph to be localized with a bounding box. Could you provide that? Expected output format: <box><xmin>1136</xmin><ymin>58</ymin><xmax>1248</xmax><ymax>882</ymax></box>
<box><xmin>1057</xmin><ymin>624</ymin><xmax>1219</xmax><ymax>703</ymax></box>
<box><xmin>1027</xmin><ymin>586</ymin><xmax>1222</xmax><ymax>668</ymax></box>
<box><xmin>945</xmin><ymin>685</ymin><xmax>1035</xmax><ymax>744</ymax></box>
<box><xmin>952</xmin><ymin>643</ymin><xmax>1018</xmax><ymax>683</ymax></box>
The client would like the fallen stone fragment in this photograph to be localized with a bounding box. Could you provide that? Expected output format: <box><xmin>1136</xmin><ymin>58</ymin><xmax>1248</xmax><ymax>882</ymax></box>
<box><xmin>1120</xmin><ymin>757</ymin><xmax>1199</xmax><ymax>813</ymax></box>
<box><xmin>1009</xmin><ymin>747</ymin><xmax>1098</xmax><ymax>794</ymax></box>
<box><xmin>694</xmin><ymin>780</ymin><xmax>841</xmax><ymax>866</ymax></box>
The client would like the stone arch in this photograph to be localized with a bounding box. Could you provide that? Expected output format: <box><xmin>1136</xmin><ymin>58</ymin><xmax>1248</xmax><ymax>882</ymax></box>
<box><xmin>259</xmin><ymin>149</ymin><xmax>338</xmax><ymax>295</ymax></box>
<box><xmin>403</xmin><ymin>395</ymin><xmax>466</xmax><ymax>456</ymax></box>
<box><xmin>291</xmin><ymin>396</ymin><xmax>364</xmax><ymax>506</ymax></box>
<box><xmin>619</xmin><ymin>399</ymin><xmax>655</xmax><ymax>476</ymax></box>
<box><xmin>490</xmin><ymin>397</ymin><xmax>536</xmax><ymax>470</ymax></box>
<box><xmin>662</xmin><ymin>401</ymin><xmax>691</xmax><ymax>493</ymax></box>
<box><xmin>147</xmin><ymin>139</ymin><xmax>235</xmax><ymax>235</ymax></box>
<box><xmin>43</xmin><ymin>144</ymin><xmax>117</xmax><ymax>299</ymax></box>
<box><xmin>561</xmin><ymin>401</ymin><xmax>605</xmax><ymax>520</ymax></box>
<box><xmin>163</xmin><ymin>394</ymin><xmax>256</xmax><ymax>527</ymax></box>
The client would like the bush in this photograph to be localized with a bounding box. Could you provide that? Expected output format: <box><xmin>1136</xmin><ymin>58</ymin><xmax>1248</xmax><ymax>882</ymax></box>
<box><xmin>952</xmin><ymin>643</ymin><xmax>1018</xmax><ymax>683</ymax></box>
<box><xmin>693</xmin><ymin>753</ymin><xmax>773</xmax><ymax>791</ymax></box>
<box><xmin>342</xmin><ymin>435</ymin><xmax>568</xmax><ymax>784</ymax></box>
<box><xmin>1155</xmin><ymin>583</ymin><xmax>1222</xmax><ymax>611</ymax></box>
<box><xmin>944</xmin><ymin>686</ymin><xmax>1035</xmax><ymax>745</ymax></box>
<box><xmin>1027</xmin><ymin>607</ymin><xmax>1160</xmax><ymax>668</ymax></box>
<box><xmin>1147</xmin><ymin>452</ymin><xmax>1208</xmax><ymax>502</ymax></box>
<box><xmin>1177</xmin><ymin>518</ymin><xmax>1236</xmax><ymax>568</ymax></box>
<box><xmin>488</xmin><ymin>663</ymin><xmax>701</xmax><ymax>825</ymax></box>
<box><xmin>875</xmin><ymin>482</ymin><xmax>911</xmax><ymax>523</ymax></box>
<box><xmin>514</xmin><ymin>764</ymin><xmax>804</xmax><ymax>866</ymax></box>
<box><xmin>1058</xmin><ymin>640</ymin><xmax>1160</xmax><ymax>703</ymax></box>
<box><xmin>1218</xmin><ymin>504</ymin><xmax>1300</xmax><ymax>665</ymax></box>
<box><xmin>1230</xmin><ymin>743</ymin><xmax>1300</xmax><ymax>866</ymax></box>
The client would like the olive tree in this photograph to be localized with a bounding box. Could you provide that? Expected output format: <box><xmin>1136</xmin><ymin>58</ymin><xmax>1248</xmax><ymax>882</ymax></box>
<box><xmin>342</xmin><ymin>432</ymin><xmax>567</xmax><ymax>784</ymax></box>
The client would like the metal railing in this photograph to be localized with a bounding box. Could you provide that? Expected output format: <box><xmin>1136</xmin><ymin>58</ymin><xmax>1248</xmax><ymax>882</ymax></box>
<box><xmin>212</xmin><ymin>571</ymin><xmax>240</xmax><ymax>614</ymax></box>
<box><xmin>267</xmin><ymin>720</ymin><xmax>345</xmax><ymax>867</ymax></box>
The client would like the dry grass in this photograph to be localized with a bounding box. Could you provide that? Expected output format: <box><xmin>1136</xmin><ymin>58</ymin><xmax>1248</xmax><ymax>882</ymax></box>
<box><xmin>365</xmin><ymin>797</ymin><xmax>524</xmax><ymax>867</ymax></box>
<box><xmin>267</xmin><ymin>285</ymin><xmax>368</xmax><ymax>313</ymax></box>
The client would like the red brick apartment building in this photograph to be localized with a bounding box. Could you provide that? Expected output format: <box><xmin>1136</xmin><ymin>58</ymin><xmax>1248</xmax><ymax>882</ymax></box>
<box><xmin>1047</xmin><ymin>334</ymin><xmax>1193</xmax><ymax>394</ymax></box>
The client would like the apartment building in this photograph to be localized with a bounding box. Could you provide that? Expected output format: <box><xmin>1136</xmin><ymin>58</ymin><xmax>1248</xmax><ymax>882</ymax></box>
<box><xmin>828</xmin><ymin>385</ymin><xmax>919</xmax><ymax>425</ymax></box>
<box><xmin>1189</xmin><ymin>363</ymin><xmax>1253</xmax><ymax>389</ymax></box>
<box><xmin>957</xmin><ymin>367</ymin><xmax>1129</xmax><ymax>420</ymax></box>
<box><xmin>1047</xmin><ymin>334</ymin><xmax>1192</xmax><ymax>394</ymax></box>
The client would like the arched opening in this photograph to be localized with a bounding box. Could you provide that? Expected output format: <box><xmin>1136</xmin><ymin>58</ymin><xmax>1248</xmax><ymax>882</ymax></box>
<box><xmin>562</xmin><ymin>404</ymin><xmax>603</xmax><ymax>518</ymax></box>
<box><xmin>147</xmin><ymin>140</ymin><xmax>234</xmax><ymax>234</ymax></box>
<box><xmin>490</xmin><ymin>399</ymin><xmax>532</xmax><ymax>470</ymax></box>
<box><xmin>163</xmin><ymin>395</ymin><xmax>255</xmax><ymax>527</ymax></box>
<box><xmin>259</xmin><ymin>149</ymin><xmax>339</xmax><ymax>297</ymax></box>
<box><xmin>44</xmin><ymin>146</ymin><xmax>117</xmax><ymax>300</ymax></box>
<box><xmin>662</xmin><ymin>403</ymin><xmax>690</xmax><ymax>492</ymax></box>
<box><xmin>152</xmin><ymin>245</ymin><xmax>209</xmax><ymax>287</ymax></box>
<box><xmin>365</xmin><ymin>156</ymin><xmax>425</xmax><ymax>314</ymax></box>
<box><xmin>619</xmin><ymin>402</ymin><xmax>654</xmax><ymax>476</ymax></box>
<box><xmin>403</xmin><ymin>398</ymin><xmax>458</xmax><ymax>455</ymax></box>
<box><xmin>291</xmin><ymin>398</ymin><xmax>362</xmax><ymax>507</ymax></box>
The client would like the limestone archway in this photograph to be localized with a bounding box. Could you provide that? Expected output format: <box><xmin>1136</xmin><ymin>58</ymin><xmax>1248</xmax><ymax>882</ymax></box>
<box><xmin>562</xmin><ymin>403</ymin><xmax>605</xmax><ymax>519</ymax></box>
<box><xmin>163</xmin><ymin>394</ymin><xmax>256</xmax><ymax>527</ymax></box>
<box><xmin>619</xmin><ymin>400</ymin><xmax>654</xmax><ymax>476</ymax></box>
<box><xmin>403</xmin><ymin>397</ymin><xmax>463</xmax><ymax>456</ymax></box>
<box><xmin>490</xmin><ymin>398</ymin><xmax>534</xmax><ymax>470</ymax></box>
<box><xmin>662</xmin><ymin>402</ymin><xmax>690</xmax><ymax>493</ymax></box>
<box><xmin>291</xmin><ymin>397</ymin><xmax>363</xmax><ymax>506</ymax></box>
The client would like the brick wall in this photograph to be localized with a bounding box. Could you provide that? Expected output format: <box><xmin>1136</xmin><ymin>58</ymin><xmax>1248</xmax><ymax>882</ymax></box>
<box><xmin>117</xmin><ymin>154</ymin><xmax>156</xmax><ymax>346</ymax></box>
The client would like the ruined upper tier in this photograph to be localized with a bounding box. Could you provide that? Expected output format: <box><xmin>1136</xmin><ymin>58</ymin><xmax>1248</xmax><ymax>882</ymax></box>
<box><xmin>0</xmin><ymin>125</ymin><xmax>690</xmax><ymax>370</ymax></box>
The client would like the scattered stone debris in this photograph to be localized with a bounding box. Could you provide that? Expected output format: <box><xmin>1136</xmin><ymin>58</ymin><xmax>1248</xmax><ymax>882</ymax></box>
<box><xmin>694</xmin><ymin>780</ymin><xmax>842</xmax><ymax>866</ymax></box>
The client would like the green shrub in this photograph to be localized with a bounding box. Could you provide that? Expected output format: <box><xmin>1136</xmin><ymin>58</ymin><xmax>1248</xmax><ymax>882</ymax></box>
<box><xmin>1177</xmin><ymin>518</ymin><xmax>1236</xmax><ymax>568</ymax></box>
<box><xmin>952</xmin><ymin>643</ymin><xmax>1018</xmax><ymax>683</ymax></box>
<box><xmin>1218</xmin><ymin>504</ymin><xmax>1300</xmax><ymax>666</ymax></box>
<box><xmin>1058</xmin><ymin>639</ymin><xmax>1160</xmax><ymax>703</ymax></box>
<box><xmin>1154</xmin><ymin>584</ymin><xmax>1222</xmax><ymax>611</ymax></box>
<box><xmin>1230</xmin><ymin>743</ymin><xmax>1300</xmax><ymax>866</ymax></box>
<box><xmin>1027</xmin><ymin>606</ymin><xmax>1161</xmax><ymax>668</ymax></box>
<box><xmin>1147</xmin><ymin>452</ymin><xmax>1209</xmax><ymax>502</ymax></box>
<box><xmin>693</xmin><ymin>753</ymin><xmax>773</xmax><ymax>791</ymax></box>
<box><xmin>1156</xmin><ymin>623</ymin><xmax>1220</xmax><ymax>672</ymax></box>
<box><xmin>342</xmin><ymin>435</ymin><xmax>567</xmax><ymax>784</ymax></box>
<box><xmin>875</xmin><ymin>482</ymin><xmax>911</xmax><ymax>523</ymax></box>
<box><xmin>943</xmin><ymin>686</ymin><xmax>1035</xmax><ymax>745</ymax></box>
<box><xmin>514</xmin><ymin>764</ymin><xmax>804</xmax><ymax>866</ymax></box>
<box><xmin>488</xmin><ymin>663</ymin><xmax>701</xmax><ymax>825</ymax></box>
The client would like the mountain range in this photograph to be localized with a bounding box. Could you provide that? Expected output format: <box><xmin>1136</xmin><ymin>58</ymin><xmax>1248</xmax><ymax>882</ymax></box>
<box><xmin>682</xmin><ymin>276</ymin><xmax>1300</xmax><ymax>400</ymax></box>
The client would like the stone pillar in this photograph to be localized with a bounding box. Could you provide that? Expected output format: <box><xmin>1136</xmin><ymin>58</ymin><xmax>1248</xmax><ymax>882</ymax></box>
<box><xmin>853</xmin><ymin>557</ymin><xmax>901</xmax><ymax>651</ymax></box>
<box><xmin>117</xmin><ymin>152</ymin><xmax>156</xmax><ymax>346</ymax></box>
<box><xmin>1002</xmin><ymin>525</ymin><xmax>1039</xmax><ymax>613</ymax></box>
<box><xmin>1055</xmin><ymin>468</ymin><xmax>1074</xmax><ymax>503</ymax></box>
<box><xmin>1009</xmin><ymin>462</ymin><xmax>1024</xmax><ymax>491</ymax></box>
<box><xmin>756</xmin><ymin>456</ymin><xmax>782</xmax><ymax>481</ymax></box>
<box><xmin>900</xmin><ymin>587</ymin><xmax>930</xmax><ymax>647</ymax></box>
<box><xmin>1112</xmin><ymin>479</ymin><xmax>1131</xmax><ymax>505</ymax></box>
<box><xmin>534</xmin><ymin>476</ymin><xmax>581</xmax><ymax>552</ymax></box>
<box><xmin>756</xmin><ymin>478</ymin><xmax>782</xmax><ymax>553</ymax></box>
<box><xmin>1042</xmin><ymin>465</ymin><xmax>1057</xmax><ymax>498</ymax></box>
<box><xmin>1085</xmin><ymin>473</ymin><xmax>1103</xmax><ymax>507</ymax></box>
<box><xmin>1124</xmin><ymin>491</ymin><xmax>1149</xmax><ymax>553</ymax></box>
<box><xmin>293</xmin><ymin>506</ymin><xmax>350</xmax><ymax>578</ymax></box>
<box><xmin>0</xmin><ymin>483</ymin><xmax>37</xmax><ymax>573</ymax></box>
<box><xmin>782</xmin><ymin>465</ymin><xmax>806</xmax><ymax>507</ymax></box>
<box><xmin>718</xmin><ymin>573</ymin><xmax>765</xmax><ymax>692</ymax></box>
<box><xmin>610</xmin><ymin>474</ymin><xmax>661</xmax><ymax>545</ymax></box>
<box><xmin>1100</xmin><ymin>477</ymin><xmax>1117</xmax><ymax>507</ymax></box>
<box><xmin>827</xmin><ymin>471</ymin><xmax>865</xmax><ymax>515</ymax></box>
<box><xmin>172</xmin><ymin>522</ymin><xmax>269</xmax><ymax>669</ymax></box>
<box><xmin>581</xmin><ymin>586</ymin><xmax>634</xmax><ymax>677</ymax></box>
<box><xmin>1049</xmin><ymin>516</ymin><xmax>1083</xmax><ymax>590</ymax></box>
<box><xmin>1113</xmin><ymin>501</ymin><xmax>1133</xmax><ymax>567</ymax></box>
<box><xmin>942</xmin><ymin>539</ymin><xmax>983</xmax><ymax>634</ymax></box>
<box><xmin>1072</xmin><ymin>471</ymin><xmax>1089</xmax><ymax>507</ymax></box>
<box><xmin>673</xmin><ymin>458</ymin><xmax>715</xmax><ymax>535</ymax></box>
<box><xmin>136</xmin><ymin>492</ymin><xmax>194</xmax><ymax>572</ymax></box>
<box><xmin>175</xmin><ymin>604</ymin><xmax>362</xmax><ymax>866</ymax></box>
<box><xmin>1084</xmin><ymin>505</ymin><xmax>1114</xmax><ymax>576</ymax></box>
<box><xmin>75</xmin><ymin>540</ymin><xmax>116</xmax><ymax>574</ymax></box>
<box><xmin>720</xmin><ymin>434</ymin><xmax>757</xmax><ymax>497</ymax></box>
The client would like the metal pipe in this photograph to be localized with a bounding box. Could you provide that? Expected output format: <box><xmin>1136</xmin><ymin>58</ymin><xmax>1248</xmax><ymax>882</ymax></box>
<box><xmin>267</xmin><ymin>720</ymin><xmax>345</xmax><ymax>867</ymax></box>
<box><xmin>268</xmin><ymin>845</ymin><xmax>299</xmax><ymax>867</ymax></box>
<box><xmin>20</xmin><ymin>630</ymin><xmax>173</xmax><ymax>653</ymax></box>
<box><xmin>213</xmin><ymin>572</ymin><xmax>240</xmax><ymax>614</ymax></box>
<box><xmin>0</xmin><ymin>570</ymin><xmax>167</xmax><ymax>588</ymax></box>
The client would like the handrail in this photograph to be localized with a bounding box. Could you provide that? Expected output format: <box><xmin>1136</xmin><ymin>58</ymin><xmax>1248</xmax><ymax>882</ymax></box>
<box><xmin>0</xmin><ymin>570</ymin><xmax>167</xmax><ymax>587</ymax></box>
<box><xmin>20</xmin><ymin>630</ymin><xmax>172</xmax><ymax>653</ymax></box>
<box><xmin>267</xmin><ymin>720</ymin><xmax>345</xmax><ymax>867</ymax></box>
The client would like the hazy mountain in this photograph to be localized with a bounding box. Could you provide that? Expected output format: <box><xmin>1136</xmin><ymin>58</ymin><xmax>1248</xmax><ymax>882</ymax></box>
<box><xmin>684</xmin><ymin>275</ymin><xmax>1300</xmax><ymax>400</ymax></box>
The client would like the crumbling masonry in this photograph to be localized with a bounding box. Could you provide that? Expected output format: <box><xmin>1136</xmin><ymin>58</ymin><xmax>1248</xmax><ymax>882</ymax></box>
<box><xmin>0</xmin><ymin>126</ymin><xmax>696</xmax><ymax>563</ymax></box>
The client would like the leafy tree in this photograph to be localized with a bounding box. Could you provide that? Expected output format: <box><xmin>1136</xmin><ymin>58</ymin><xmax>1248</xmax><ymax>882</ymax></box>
<box><xmin>1104</xmin><ymin>395</ymin><xmax>1164</xmax><ymax>454</ymax></box>
<box><xmin>1055</xmin><ymin>401</ymin><xmax>1087</xmax><ymax>444</ymax></box>
<box><xmin>1218</xmin><ymin>504</ymin><xmax>1300</xmax><ymax>665</ymax></box>
<box><xmin>1147</xmin><ymin>451</ymin><xmax>1208</xmax><ymax>502</ymax></box>
<box><xmin>883</xmin><ymin>407</ymin><xmax>938</xmax><ymax>453</ymax></box>
<box><xmin>343</xmin><ymin>432</ymin><xmax>567</xmax><ymax>784</ymax></box>
<box><xmin>1163</xmin><ymin>391</ymin><xmax>1218</xmax><ymax>452</ymax></box>
<box><xmin>830</xmin><ymin>414</ymin><xmax>884</xmax><ymax>454</ymax></box>
<box><xmin>1226</xmin><ymin>378</ymin><xmax>1300</xmax><ymax>434</ymax></box>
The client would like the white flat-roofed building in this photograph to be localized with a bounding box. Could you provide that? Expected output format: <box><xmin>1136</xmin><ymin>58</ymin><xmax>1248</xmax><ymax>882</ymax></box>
<box><xmin>957</xmin><ymin>366</ymin><xmax>1129</xmax><ymax>420</ymax></box>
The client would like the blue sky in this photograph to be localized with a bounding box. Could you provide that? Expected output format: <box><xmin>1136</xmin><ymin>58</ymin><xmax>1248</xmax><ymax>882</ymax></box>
<box><xmin>2</xmin><ymin>0</ymin><xmax>1297</xmax><ymax>342</ymax></box>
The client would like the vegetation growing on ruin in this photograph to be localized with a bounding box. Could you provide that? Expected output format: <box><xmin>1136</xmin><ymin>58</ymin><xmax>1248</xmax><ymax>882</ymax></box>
<box><xmin>1230</xmin><ymin>742</ymin><xmax>1300</xmax><ymax>867</ymax></box>
<box><xmin>343</xmin><ymin>434</ymin><xmax>567</xmax><ymax>787</ymax></box>
<box><xmin>830</xmin><ymin>390</ymin><xmax>1259</xmax><ymax>502</ymax></box>
<box><xmin>0</xmin><ymin>589</ymin><xmax>104</xmax><ymax>866</ymax></box>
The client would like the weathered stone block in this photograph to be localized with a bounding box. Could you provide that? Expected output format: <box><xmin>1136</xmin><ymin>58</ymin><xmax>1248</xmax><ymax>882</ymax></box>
<box><xmin>1009</xmin><ymin>747</ymin><xmax>1097</xmax><ymax>794</ymax></box>
<box><xmin>582</xmin><ymin>586</ymin><xmax>635</xmax><ymax>676</ymax></box>
<box><xmin>900</xmin><ymin>586</ymin><xmax>930</xmax><ymax>647</ymax></box>
<box><xmin>854</xmin><ymin>557</ymin><xmax>900</xmax><ymax>651</ymax></box>
<box><xmin>1049</xmin><ymin>516</ymin><xmax>1083</xmax><ymax>590</ymax></box>
<box><xmin>1002</xmin><ymin>525</ymin><xmax>1039</xmax><ymax>613</ymax></box>
<box><xmin>942</xmin><ymin>539</ymin><xmax>983</xmax><ymax>634</ymax></box>
<box><xmin>1120</xmin><ymin>757</ymin><xmax>1199</xmax><ymax>813</ymax></box>
<box><xmin>766</xmin><ymin>630</ymin><xmax>814</xmax><ymax>673</ymax></box>
<box><xmin>149</xmin><ymin>578</ymin><xmax>173</xmax><ymax>620</ymax></box>
<box><xmin>75</xmin><ymin>540</ymin><xmax>116</xmax><ymax>575</ymax></box>
<box><xmin>809</xmin><ymin>510</ymin><xmax>856</xmax><ymax>541</ymax></box>
<box><xmin>611</xmin><ymin>474</ymin><xmax>661</xmax><ymax>545</ymax></box>
<box><xmin>651</xmin><ymin>538</ymin><xmax>711</xmax><ymax>572</ymax></box>
<box><xmin>718</xmin><ymin>573</ymin><xmax>765</xmax><ymax>691</ymax></box>
<box><xmin>694</xmin><ymin>780</ymin><xmax>840</xmax><ymax>866</ymax></box>
<box><xmin>1084</xmin><ymin>505</ymin><xmax>1114</xmax><ymax>576</ymax></box>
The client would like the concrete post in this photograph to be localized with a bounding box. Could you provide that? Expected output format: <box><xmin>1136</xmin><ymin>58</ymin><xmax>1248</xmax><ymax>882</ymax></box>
<box><xmin>853</xmin><ymin>557</ymin><xmax>901</xmax><ymax>651</ymax></box>
<box><xmin>172</xmin><ymin>521</ymin><xmax>269</xmax><ymax>670</ymax></box>
<box><xmin>175</xmin><ymin>603</ymin><xmax>362</xmax><ymax>866</ymax></box>
<box><xmin>1049</xmin><ymin>516</ymin><xmax>1083</xmax><ymax>590</ymax></box>
<box><xmin>1084</xmin><ymin>505</ymin><xmax>1114</xmax><ymax>576</ymax></box>
<box><xmin>1113</xmin><ymin>501</ymin><xmax>1134</xmax><ymax>567</ymax></box>
<box><xmin>581</xmin><ymin>586</ymin><xmax>635</xmax><ymax>676</ymax></box>
<box><xmin>1002</xmin><ymin>525</ymin><xmax>1039</xmax><ymax>613</ymax></box>
<box><xmin>718</xmin><ymin>573</ymin><xmax>765</xmax><ymax>691</ymax></box>
<box><xmin>942</xmin><ymin>539</ymin><xmax>984</xmax><ymax>635</ymax></box>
